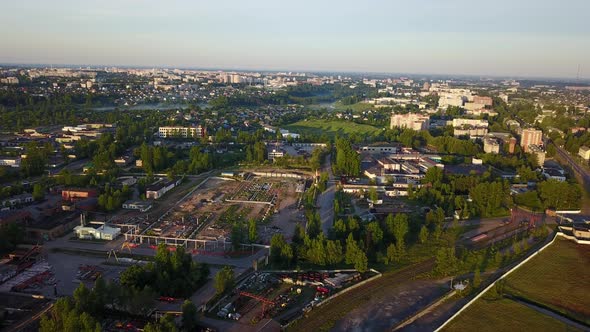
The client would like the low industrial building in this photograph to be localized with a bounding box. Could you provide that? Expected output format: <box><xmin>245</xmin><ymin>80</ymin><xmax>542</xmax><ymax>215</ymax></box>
<box><xmin>0</xmin><ymin>157</ymin><xmax>21</xmax><ymax>168</ymax></box>
<box><xmin>61</xmin><ymin>188</ymin><xmax>98</xmax><ymax>202</ymax></box>
<box><xmin>74</xmin><ymin>224</ymin><xmax>121</xmax><ymax>240</ymax></box>
<box><xmin>1</xmin><ymin>194</ymin><xmax>34</xmax><ymax>208</ymax></box>
<box><xmin>146</xmin><ymin>179</ymin><xmax>181</xmax><ymax>200</ymax></box>
<box><xmin>122</xmin><ymin>200</ymin><xmax>153</xmax><ymax>212</ymax></box>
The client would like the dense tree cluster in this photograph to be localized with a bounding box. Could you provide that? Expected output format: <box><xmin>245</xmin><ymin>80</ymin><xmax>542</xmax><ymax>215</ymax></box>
<box><xmin>334</xmin><ymin>137</ymin><xmax>360</xmax><ymax>176</ymax></box>
<box><xmin>139</xmin><ymin>143</ymin><xmax>173</xmax><ymax>174</ymax></box>
<box><xmin>40</xmin><ymin>277</ymin><xmax>157</xmax><ymax>332</ymax></box>
<box><xmin>119</xmin><ymin>243</ymin><xmax>209</xmax><ymax>297</ymax></box>
<box><xmin>97</xmin><ymin>184</ymin><xmax>131</xmax><ymax>211</ymax></box>
<box><xmin>469</xmin><ymin>181</ymin><xmax>512</xmax><ymax>217</ymax></box>
<box><xmin>538</xmin><ymin>180</ymin><xmax>581</xmax><ymax>210</ymax></box>
<box><xmin>21</xmin><ymin>142</ymin><xmax>51</xmax><ymax>177</ymax></box>
<box><xmin>245</xmin><ymin>141</ymin><xmax>267</xmax><ymax>164</ymax></box>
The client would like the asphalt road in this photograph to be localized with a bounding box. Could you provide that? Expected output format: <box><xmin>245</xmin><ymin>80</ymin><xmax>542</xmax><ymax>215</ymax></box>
<box><xmin>317</xmin><ymin>154</ymin><xmax>336</xmax><ymax>235</ymax></box>
<box><xmin>554</xmin><ymin>144</ymin><xmax>590</xmax><ymax>184</ymax></box>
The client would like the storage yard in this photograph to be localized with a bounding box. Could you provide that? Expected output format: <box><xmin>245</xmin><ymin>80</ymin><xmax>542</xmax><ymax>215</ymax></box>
<box><xmin>212</xmin><ymin>270</ymin><xmax>373</xmax><ymax>327</ymax></box>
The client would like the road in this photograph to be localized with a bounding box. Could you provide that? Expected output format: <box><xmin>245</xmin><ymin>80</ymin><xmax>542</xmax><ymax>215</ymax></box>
<box><xmin>552</xmin><ymin>142</ymin><xmax>590</xmax><ymax>214</ymax></box>
<box><xmin>317</xmin><ymin>154</ymin><xmax>336</xmax><ymax>235</ymax></box>
<box><xmin>10</xmin><ymin>302</ymin><xmax>53</xmax><ymax>331</ymax></box>
<box><xmin>553</xmin><ymin>143</ymin><xmax>590</xmax><ymax>184</ymax></box>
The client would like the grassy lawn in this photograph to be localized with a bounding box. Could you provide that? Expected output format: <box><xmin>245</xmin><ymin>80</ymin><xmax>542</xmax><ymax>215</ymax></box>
<box><xmin>503</xmin><ymin>238</ymin><xmax>590</xmax><ymax>323</ymax></box>
<box><xmin>444</xmin><ymin>297</ymin><xmax>580</xmax><ymax>332</ymax></box>
<box><xmin>283</xmin><ymin>119</ymin><xmax>382</xmax><ymax>137</ymax></box>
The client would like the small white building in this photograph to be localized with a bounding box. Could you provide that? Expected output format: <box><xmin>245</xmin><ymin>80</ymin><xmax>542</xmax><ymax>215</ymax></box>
<box><xmin>579</xmin><ymin>146</ymin><xmax>590</xmax><ymax>160</ymax></box>
<box><xmin>0</xmin><ymin>157</ymin><xmax>21</xmax><ymax>168</ymax></box>
<box><xmin>268</xmin><ymin>149</ymin><xmax>285</xmax><ymax>161</ymax></box>
<box><xmin>74</xmin><ymin>224</ymin><xmax>121</xmax><ymax>241</ymax></box>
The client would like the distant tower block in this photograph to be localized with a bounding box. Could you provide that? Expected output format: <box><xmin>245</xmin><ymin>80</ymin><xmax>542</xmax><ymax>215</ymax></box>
<box><xmin>509</xmin><ymin>137</ymin><xmax>517</xmax><ymax>154</ymax></box>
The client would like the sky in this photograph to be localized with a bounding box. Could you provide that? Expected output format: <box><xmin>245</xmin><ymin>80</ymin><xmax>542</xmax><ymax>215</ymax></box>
<box><xmin>1</xmin><ymin>0</ymin><xmax>589</xmax><ymax>78</ymax></box>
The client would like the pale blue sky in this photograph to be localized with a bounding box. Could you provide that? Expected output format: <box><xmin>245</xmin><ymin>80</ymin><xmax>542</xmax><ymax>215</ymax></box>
<box><xmin>1</xmin><ymin>0</ymin><xmax>589</xmax><ymax>78</ymax></box>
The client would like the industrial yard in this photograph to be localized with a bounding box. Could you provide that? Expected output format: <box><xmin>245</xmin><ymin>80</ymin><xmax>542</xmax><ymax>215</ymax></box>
<box><xmin>118</xmin><ymin>173</ymin><xmax>307</xmax><ymax>254</ymax></box>
<box><xmin>211</xmin><ymin>270</ymin><xmax>376</xmax><ymax>328</ymax></box>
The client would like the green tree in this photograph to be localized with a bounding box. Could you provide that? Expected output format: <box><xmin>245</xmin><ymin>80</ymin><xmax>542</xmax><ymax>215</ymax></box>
<box><xmin>325</xmin><ymin>240</ymin><xmax>343</xmax><ymax>265</ymax></box>
<box><xmin>333</xmin><ymin>219</ymin><xmax>347</xmax><ymax>239</ymax></box>
<box><xmin>366</xmin><ymin>221</ymin><xmax>384</xmax><ymax>249</ymax></box>
<box><xmin>144</xmin><ymin>314</ymin><xmax>178</xmax><ymax>332</ymax></box>
<box><xmin>248</xmin><ymin>218</ymin><xmax>258</xmax><ymax>243</ymax></box>
<box><xmin>473</xmin><ymin>269</ymin><xmax>482</xmax><ymax>288</ymax></box>
<box><xmin>214</xmin><ymin>266</ymin><xmax>235</xmax><ymax>295</ymax></box>
<box><xmin>181</xmin><ymin>300</ymin><xmax>198</xmax><ymax>332</ymax></box>
<box><xmin>354</xmin><ymin>251</ymin><xmax>368</xmax><ymax>273</ymax></box>
<box><xmin>386</xmin><ymin>243</ymin><xmax>399</xmax><ymax>264</ymax></box>
<box><xmin>419</xmin><ymin>225</ymin><xmax>429</xmax><ymax>244</ymax></box>
<box><xmin>270</xmin><ymin>234</ymin><xmax>293</xmax><ymax>266</ymax></box>
<box><xmin>306</xmin><ymin>211</ymin><xmax>322</xmax><ymax>239</ymax></box>
<box><xmin>434</xmin><ymin>247</ymin><xmax>458</xmax><ymax>276</ymax></box>
<box><xmin>32</xmin><ymin>183</ymin><xmax>45</xmax><ymax>201</ymax></box>
<box><xmin>345</xmin><ymin>233</ymin><xmax>359</xmax><ymax>264</ymax></box>
<box><xmin>391</xmin><ymin>214</ymin><xmax>409</xmax><ymax>252</ymax></box>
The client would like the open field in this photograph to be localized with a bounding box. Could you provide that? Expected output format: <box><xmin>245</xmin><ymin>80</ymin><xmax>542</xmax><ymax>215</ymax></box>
<box><xmin>283</xmin><ymin>119</ymin><xmax>381</xmax><ymax>137</ymax></box>
<box><xmin>443</xmin><ymin>297</ymin><xmax>581</xmax><ymax>332</ymax></box>
<box><xmin>503</xmin><ymin>238</ymin><xmax>590</xmax><ymax>323</ymax></box>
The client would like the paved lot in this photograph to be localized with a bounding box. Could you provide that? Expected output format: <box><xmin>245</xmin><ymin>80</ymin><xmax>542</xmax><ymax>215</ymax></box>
<box><xmin>42</xmin><ymin>252</ymin><xmax>126</xmax><ymax>297</ymax></box>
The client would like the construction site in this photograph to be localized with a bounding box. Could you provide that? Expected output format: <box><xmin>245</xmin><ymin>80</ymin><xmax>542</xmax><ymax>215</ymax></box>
<box><xmin>117</xmin><ymin>173</ymin><xmax>308</xmax><ymax>255</ymax></box>
<box><xmin>211</xmin><ymin>269</ymin><xmax>373</xmax><ymax>327</ymax></box>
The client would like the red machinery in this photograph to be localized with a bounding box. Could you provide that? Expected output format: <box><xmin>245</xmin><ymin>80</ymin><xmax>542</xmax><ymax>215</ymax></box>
<box><xmin>238</xmin><ymin>291</ymin><xmax>275</xmax><ymax>318</ymax></box>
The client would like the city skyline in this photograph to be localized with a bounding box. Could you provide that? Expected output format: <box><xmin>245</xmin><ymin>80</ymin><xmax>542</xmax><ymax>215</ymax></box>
<box><xmin>1</xmin><ymin>0</ymin><xmax>589</xmax><ymax>79</ymax></box>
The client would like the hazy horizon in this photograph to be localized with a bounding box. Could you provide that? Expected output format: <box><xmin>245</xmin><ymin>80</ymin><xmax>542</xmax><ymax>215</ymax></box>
<box><xmin>1</xmin><ymin>0</ymin><xmax>589</xmax><ymax>79</ymax></box>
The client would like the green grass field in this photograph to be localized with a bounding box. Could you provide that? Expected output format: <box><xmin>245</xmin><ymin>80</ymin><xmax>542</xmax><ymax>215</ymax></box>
<box><xmin>503</xmin><ymin>238</ymin><xmax>590</xmax><ymax>323</ymax></box>
<box><xmin>283</xmin><ymin>119</ymin><xmax>381</xmax><ymax>137</ymax></box>
<box><xmin>444</xmin><ymin>297</ymin><xmax>580</xmax><ymax>332</ymax></box>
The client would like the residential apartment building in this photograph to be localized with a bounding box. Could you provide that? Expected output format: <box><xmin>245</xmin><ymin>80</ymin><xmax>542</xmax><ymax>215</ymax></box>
<box><xmin>390</xmin><ymin>113</ymin><xmax>430</xmax><ymax>131</ymax></box>
<box><xmin>158</xmin><ymin>126</ymin><xmax>206</xmax><ymax>139</ymax></box>
<box><xmin>528</xmin><ymin>145</ymin><xmax>546</xmax><ymax>166</ymax></box>
<box><xmin>452</xmin><ymin>118</ymin><xmax>489</xmax><ymax>138</ymax></box>
<box><xmin>483</xmin><ymin>137</ymin><xmax>501</xmax><ymax>154</ymax></box>
<box><xmin>521</xmin><ymin>129</ymin><xmax>543</xmax><ymax>153</ymax></box>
